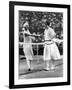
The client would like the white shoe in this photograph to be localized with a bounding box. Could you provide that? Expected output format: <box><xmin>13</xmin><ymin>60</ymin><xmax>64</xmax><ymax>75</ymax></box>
<box><xmin>50</xmin><ymin>66</ymin><xmax>55</xmax><ymax>70</ymax></box>
<box><xmin>44</xmin><ymin>67</ymin><xmax>50</xmax><ymax>71</ymax></box>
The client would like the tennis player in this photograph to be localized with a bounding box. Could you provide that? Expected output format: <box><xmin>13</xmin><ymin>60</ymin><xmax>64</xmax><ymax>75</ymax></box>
<box><xmin>43</xmin><ymin>21</ymin><xmax>62</xmax><ymax>71</ymax></box>
<box><xmin>22</xmin><ymin>21</ymin><xmax>34</xmax><ymax>71</ymax></box>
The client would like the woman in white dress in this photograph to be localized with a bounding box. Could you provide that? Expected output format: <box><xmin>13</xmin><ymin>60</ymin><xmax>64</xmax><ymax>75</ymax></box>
<box><xmin>22</xmin><ymin>21</ymin><xmax>34</xmax><ymax>71</ymax></box>
<box><xmin>43</xmin><ymin>21</ymin><xmax>62</xmax><ymax>70</ymax></box>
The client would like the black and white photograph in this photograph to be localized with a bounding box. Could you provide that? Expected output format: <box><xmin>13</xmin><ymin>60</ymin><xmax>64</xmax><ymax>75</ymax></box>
<box><xmin>9</xmin><ymin>1</ymin><xmax>70</xmax><ymax>88</ymax></box>
<box><xmin>19</xmin><ymin>11</ymin><xmax>63</xmax><ymax>79</ymax></box>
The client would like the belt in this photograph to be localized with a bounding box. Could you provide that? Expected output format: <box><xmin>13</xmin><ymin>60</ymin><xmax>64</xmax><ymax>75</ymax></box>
<box><xmin>45</xmin><ymin>42</ymin><xmax>54</xmax><ymax>45</ymax></box>
<box><xmin>44</xmin><ymin>40</ymin><xmax>54</xmax><ymax>45</ymax></box>
<box><xmin>44</xmin><ymin>40</ymin><xmax>51</xmax><ymax>42</ymax></box>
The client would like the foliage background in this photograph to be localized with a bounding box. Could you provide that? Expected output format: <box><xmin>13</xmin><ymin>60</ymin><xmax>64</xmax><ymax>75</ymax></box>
<box><xmin>19</xmin><ymin>11</ymin><xmax>63</xmax><ymax>38</ymax></box>
<box><xmin>19</xmin><ymin>11</ymin><xmax>63</xmax><ymax>55</ymax></box>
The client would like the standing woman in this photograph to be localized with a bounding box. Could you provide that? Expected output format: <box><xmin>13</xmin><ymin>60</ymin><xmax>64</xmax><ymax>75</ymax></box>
<box><xmin>22</xmin><ymin>21</ymin><xmax>34</xmax><ymax>71</ymax></box>
<box><xmin>43</xmin><ymin>21</ymin><xmax>61</xmax><ymax>71</ymax></box>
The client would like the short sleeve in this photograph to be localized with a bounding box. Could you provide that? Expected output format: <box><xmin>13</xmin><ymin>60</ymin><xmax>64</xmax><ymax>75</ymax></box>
<box><xmin>50</xmin><ymin>28</ymin><xmax>56</xmax><ymax>37</ymax></box>
<box><xmin>47</xmin><ymin>28</ymin><xmax>56</xmax><ymax>40</ymax></box>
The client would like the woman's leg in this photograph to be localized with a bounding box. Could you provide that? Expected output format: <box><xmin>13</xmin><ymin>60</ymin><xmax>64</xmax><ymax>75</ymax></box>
<box><xmin>46</xmin><ymin>60</ymin><xmax>51</xmax><ymax>70</ymax></box>
<box><xmin>26</xmin><ymin>59</ymin><xmax>31</xmax><ymax>71</ymax></box>
<box><xmin>50</xmin><ymin>43</ymin><xmax>60</xmax><ymax>70</ymax></box>
<box><xmin>44</xmin><ymin>45</ymin><xmax>51</xmax><ymax>70</ymax></box>
<box><xmin>50</xmin><ymin>59</ymin><xmax>55</xmax><ymax>70</ymax></box>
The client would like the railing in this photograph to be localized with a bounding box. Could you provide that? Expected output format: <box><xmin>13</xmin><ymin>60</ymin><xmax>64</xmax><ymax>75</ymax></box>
<box><xmin>19</xmin><ymin>41</ymin><xmax>63</xmax><ymax>59</ymax></box>
<box><xmin>19</xmin><ymin>42</ymin><xmax>44</xmax><ymax>59</ymax></box>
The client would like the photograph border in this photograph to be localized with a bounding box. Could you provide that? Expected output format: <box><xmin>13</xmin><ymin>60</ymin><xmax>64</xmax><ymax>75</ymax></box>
<box><xmin>9</xmin><ymin>1</ymin><xmax>70</xmax><ymax>89</ymax></box>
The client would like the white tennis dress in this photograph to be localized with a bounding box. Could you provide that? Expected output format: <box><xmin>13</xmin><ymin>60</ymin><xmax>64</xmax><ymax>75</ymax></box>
<box><xmin>43</xmin><ymin>27</ymin><xmax>61</xmax><ymax>60</ymax></box>
<box><xmin>23</xmin><ymin>30</ymin><xmax>33</xmax><ymax>60</ymax></box>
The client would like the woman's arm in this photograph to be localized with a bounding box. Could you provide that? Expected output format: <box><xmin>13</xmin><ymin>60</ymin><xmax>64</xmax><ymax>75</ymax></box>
<box><xmin>52</xmin><ymin>38</ymin><xmax>63</xmax><ymax>43</ymax></box>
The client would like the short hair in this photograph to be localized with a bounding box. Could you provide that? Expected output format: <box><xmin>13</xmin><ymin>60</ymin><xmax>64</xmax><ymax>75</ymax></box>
<box><xmin>45</xmin><ymin>21</ymin><xmax>50</xmax><ymax>26</ymax></box>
